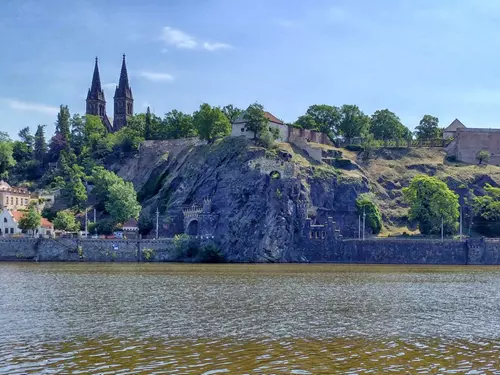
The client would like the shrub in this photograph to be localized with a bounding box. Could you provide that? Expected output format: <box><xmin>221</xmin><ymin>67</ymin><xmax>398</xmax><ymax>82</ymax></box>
<box><xmin>334</xmin><ymin>158</ymin><xmax>352</xmax><ymax>169</ymax></box>
<box><xmin>356</xmin><ymin>194</ymin><xmax>383</xmax><ymax>235</ymax></box>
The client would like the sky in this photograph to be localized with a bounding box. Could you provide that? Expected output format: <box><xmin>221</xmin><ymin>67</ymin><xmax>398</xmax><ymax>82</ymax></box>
<box><xmin>2</xmin><ymin>0</ymin><xmax>500</xmax><ymax>138</ymax></box>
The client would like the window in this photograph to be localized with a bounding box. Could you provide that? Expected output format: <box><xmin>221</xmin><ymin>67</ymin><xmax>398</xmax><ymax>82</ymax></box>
<box><xmin>4</xmin><ymin>196</ymin><xmax>7</xmax><ymax>204</ymax></box>
<box><xmin>15</xmin><ymin>198</ymin><xmax>18</xmax><ymax>206</ymax></box>
<box><xmin>241</xmin><ymin>128</ymin><xmax>245</xmax><ymax>132</ymax></box>
<box><xmin>10</xmin><ymin>197</ymin><xmax>13</xmax><ymax>205</ymax></box>
<box><xmin>24</xmin><ymin>199</ymin><xmax>28</xmax><ymax>205</ymax></box>
<box><xmin>3</xmin><ymin>218</ymin><xmax>7</xmax><ymax>223</ymax></box>
<box><xmin>10</xmin><ymin>228</ymin><xmax>14</xmax><ymax>234</ymax></box>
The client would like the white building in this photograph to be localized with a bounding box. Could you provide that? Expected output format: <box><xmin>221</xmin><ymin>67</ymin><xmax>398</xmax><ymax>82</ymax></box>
<box><xmin>0</xmin><ymin>209</ymin><xmax>54</xmax><ymax>237</ymax></box>
<box><xmin>231</xmin><ymin>111</ymin><xmax>289</xmax><ymax>142</ymax></box>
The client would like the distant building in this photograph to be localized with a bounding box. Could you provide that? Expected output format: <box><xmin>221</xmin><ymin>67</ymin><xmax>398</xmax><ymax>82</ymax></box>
<box><xmin>0</xmin><ymin>181</ymin><xmax>31</xmax><ymax>210</ymax></box>
<box><xmin>447</xmin><ymin>128</ymin><xmax>500</xmax><ymax>165</ymax></box>
<box><xmin>0</xmin><ymin>209</ymin><xmax>54</xmax><ymax>237</ymax></box>
<box><xmin>122</xmin><ymin>218</ymin><xmax>139</xmax><ymax>239</ymax></box>
<box><xmin>443</xmin><ymin>119</ymin><xmax>466</xmax><ymax>139</ymax></box>
<box><xmin>86</xmin><ymin>55</ymin><xmax>133</xmax><ymax>132</ymax></box>
<box><xmin>231</xmin><ymin>110</ymin><xmax>332</xmax><ymax>146</ymax></box>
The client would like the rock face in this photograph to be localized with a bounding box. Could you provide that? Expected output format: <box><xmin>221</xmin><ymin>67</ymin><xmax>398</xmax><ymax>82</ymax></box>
<box><xmin>114</xmin><ymin>137</ymin><xmax>368</xmax><ymax>262</ymax></box>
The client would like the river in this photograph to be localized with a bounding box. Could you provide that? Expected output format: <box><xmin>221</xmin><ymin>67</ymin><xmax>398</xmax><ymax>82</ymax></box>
<box><xmin>1</xmin><ymin>263</ymin><xmax>500</xmax><ymax>374</ymax></box>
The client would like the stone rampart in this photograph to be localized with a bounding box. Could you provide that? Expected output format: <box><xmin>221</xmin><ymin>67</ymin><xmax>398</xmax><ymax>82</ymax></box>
<box><xmin>453</xmin><ymin>128</ymin><xmax>500</xmax><ymax>165</ymax></box>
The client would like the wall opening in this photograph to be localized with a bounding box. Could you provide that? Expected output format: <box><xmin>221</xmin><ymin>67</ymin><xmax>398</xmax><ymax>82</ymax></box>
<box><xmin>186</xmin><ymin>220</ymin><xmax>199</xmax><ymax>236</ymax></box>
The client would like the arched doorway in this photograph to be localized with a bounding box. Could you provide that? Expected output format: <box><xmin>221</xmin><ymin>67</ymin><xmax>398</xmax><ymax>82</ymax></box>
<box><xmin>186</xmin><ymin>220</ymin><xmax>199</xmax><ymax>236</ymax></box>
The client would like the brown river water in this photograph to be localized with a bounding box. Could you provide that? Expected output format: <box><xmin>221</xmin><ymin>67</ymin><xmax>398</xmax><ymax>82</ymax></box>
<box><xmin>1</xmin><ymin>263</ymin><xmax>500</xmax><ymax>374</ymax></box>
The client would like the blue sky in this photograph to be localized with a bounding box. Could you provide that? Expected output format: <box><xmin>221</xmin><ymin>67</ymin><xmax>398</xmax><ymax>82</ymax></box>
<box><xmin>2</xmin><ymin>0</ymin><xmax>500</xmax><ymax>137</ymax></box>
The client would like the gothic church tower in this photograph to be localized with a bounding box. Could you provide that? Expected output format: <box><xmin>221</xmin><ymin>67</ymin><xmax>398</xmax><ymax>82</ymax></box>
<box><xmin>113</xmin><ymin>54</ymin><xmax>134</xmax><ymax>131</ymax></box>
<box><xmin>86</xmin><ymin>57</ymin><xmax>112</xmax><ymax>132</ymax></box>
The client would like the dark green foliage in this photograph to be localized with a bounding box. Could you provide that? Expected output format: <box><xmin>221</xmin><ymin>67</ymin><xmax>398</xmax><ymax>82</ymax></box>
<box><xmin>18</xmin><ymin>206</ymin><xmax>41</xmax><ymax>235</ymax></box>
<box><xmin>296</xmin><ymin>104</ymin><xmax>340</xmax><ymax>135</ymax></box>
<box><xmin>345</xmin><ymin>144</ymin><xmax>364</xmax><ymax>152</ymax></box>
<box><xmin>338</xmin><ymin>104</ymin><xmax>370</xmax><ymax>144</ymax></box>
<box><xmin>473</xmin><ymin>184</ymin><xmax>500</xmax><ymax>236</ymax></box>
<box><xmin>34</xmin><ymin>125</ymin><xmax>48</xmax><ymax>162</ymax></box>
<box><xmin>476</xmin><ymin>150</ymin><xmax>491</xmax><ymax>165</ymax></box>
<box><xmin>92</xmin><ymin>218</ymin><xmax>115</xmax><ymax>235</ymax></box>
<box><xmin>173</xmin><ymin>234</ymin><xmax>225</xmax><ymax>263</ymax></box>
<box><xmin>243</xmin><ymin>103</ymin><xmax>267</xmax><ymax>140</ymax></box>
<box><xmin>144</xmin><ymin>107</ymin><xmax>152</xmax><ymax>140</ymax></box>
<box><xmin>222</xmin><ymin>104</ymin><xmax>242</xmax><ymax>123</ymax></box>
<box><xmin>370</xmin><ymin>109</ymin><xmax>410</xmax><ymax>141</ymax></box>
<box><xmin>356</xmin><ymin>194</ymin><xmax>383</xmax><ymax>234</ymax></box>
<box><xmin>403</xmin><ymin>175</ymin><xmax>459</xmax><ymax>235</ymax></box>
<box><xmin>415</xmin><ymin>115</ymin><xmax>440</xmax><ymax>140</ymax></box>
<box><xmin>334</xmin><ymin>158</ymin><xmax>352</xmax><ymax>168</ymax></box>
<box><xmin>138</xmin><ymin>211</ymin><xmax>154</xmax><ymax>235</ymax></box>
<box><xmin>193</xmin><ymin>103</ymin><xmax>231</xmax><ymax>142</ymax></box>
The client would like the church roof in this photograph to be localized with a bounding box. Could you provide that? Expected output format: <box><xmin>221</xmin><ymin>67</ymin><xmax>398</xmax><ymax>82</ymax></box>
<box><xmin>87</xmin><ymin>57</ymin><xmax>106</xmax><ymax>102</ymax></box>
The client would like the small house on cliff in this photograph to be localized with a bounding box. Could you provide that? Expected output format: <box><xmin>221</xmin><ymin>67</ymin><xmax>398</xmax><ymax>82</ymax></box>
<box><xmin>0</xmin><ymin>209</ymin><xmax>54</xmax><ymax>237</ymax></box>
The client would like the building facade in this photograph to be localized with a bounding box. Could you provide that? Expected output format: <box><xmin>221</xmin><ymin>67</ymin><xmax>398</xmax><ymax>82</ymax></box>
<box><xmin>0</xmin><ymin>181</ymin><xmax>31</xmax><ymax>210</ymax></box>
<box><xmin>0</xmin><ymin>209</ymin><xmax>54</xmax><ymax>237</ymax></box>
<box><xmin>86</xmin><ymin>55</ymin><xmax>133</xmax><ymax>132</ymax></box>
<box><xmin>443</xmin><ymin>119</ymin><xmax>466</xmax><ymax>139</ymax></box>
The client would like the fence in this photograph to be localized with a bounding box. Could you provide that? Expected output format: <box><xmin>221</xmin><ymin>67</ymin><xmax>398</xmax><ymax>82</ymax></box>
<box><xmin>336</xmin><ymin>138</ymin><xmax>453</xmax><ymax>149</ymax></box>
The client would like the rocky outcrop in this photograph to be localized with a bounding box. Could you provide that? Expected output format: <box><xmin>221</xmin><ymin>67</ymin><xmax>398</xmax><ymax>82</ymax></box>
<box><xmin>113</xmin><ymin>137</ymin><xmax>368</xmax><ymax>262</ymax></box>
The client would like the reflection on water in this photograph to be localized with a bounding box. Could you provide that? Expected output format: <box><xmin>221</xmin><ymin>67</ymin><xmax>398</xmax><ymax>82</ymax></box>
<box><xmin>1</xmin><ymin>263</ymin><xmax>500</xmax><ymax>374</ymax></box>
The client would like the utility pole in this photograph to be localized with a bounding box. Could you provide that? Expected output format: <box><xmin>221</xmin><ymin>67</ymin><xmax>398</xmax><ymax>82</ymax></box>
<box><xmin>94</xmin><ymin>208</ymin><xmax>96</xmax><ymax>223</ymax></box>
<box><xmin>459</xmin><ymin>205</ymin><xmax>463</xmax><ymax>241</ymax></box>
<box><xmin>358</xmin><ymin>214</ymin><xmax>361</xmax><ymax>239</ymax></box>
<box><xmin>441</xmin><ymin>216</ymin><xmax>444</xmax><ymax>241</ymax></box>
<box><xmin>155</xmin><ymin>207</ymin><xmax>159</xmax><ymax>239</ymax></box>
<box><xmin>362</xmin><ymin>206</ymin><xmax>366</xmax><ymax>241</ymax></box>
<box><xmin>85</xmin><ymin>208</ymin><xmax>88</xmax><ymax>238</ymax></box>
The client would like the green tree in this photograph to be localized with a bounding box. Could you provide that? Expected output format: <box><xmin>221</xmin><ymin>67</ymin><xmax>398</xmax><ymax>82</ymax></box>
<box><xmin>370</xmin><ymin>109</ymin><xmax>409</xmax><ymax>141</ymax></box>
<box><xmin>299</xmin><ymin>104</ymin><xmax>340</xmax><ymax>135</ymax></box>
<box><xmin>0</xmin><ymin>141</ymin><xmax>15</xmax><ymax>179</ymax></box>
<box><xmin>53</xmin><ymin>210</ymin><xmax>81</xmax><ymax>232</ymax></box>
<box><xmin>55</xmin><ymin>105</ymin><xmax>71</xmax><ymax>142</ymax></box>
<box><xmin>105</xmin><ymin>181</ymin><xmax>141</xmax><ymax>224</ymax></box>
<box><xmin>0</xmin><ymin>132</ymin><xmax>10</xmax><ymax>142</ymax></box>
<box><xmin>415</xmin><ymin>115</ymin><xmax>440</xmax><ymax>140</ymax></box>
<box><xmin>90</xmin><ymin>166</ymin><xmax>122</xmax><ymax>202</ymax></box>
<box><xmin>476</xmin><ymin>150</ymin><xmax>491</xmax><ymax>165</ymax></box>
<box><xmin>243</xmin><ymin>103</ymin><xmax>267</xmax><ymax>139</ymax></box>
<box><xmin>18</xmin><ymin>206</ymin><xmax>41</xmax><ymax>237</ymax></box>
<box><xmin>338</xmin><ymin>104</ymin><xmax>370</xmax><ymax>144</ymax></box>
<box><xmin>473</xmin><ymin>184</ymin><xmax>500</xmax><ymax>236</ymax></box>
<box><xmin>403</xmin><ymin>175</ymin><xmax>459</xmax><ymax>235</ymax></box>
<box><xmin>34</xmin><ymin>125</ymin><xmax>48</xmax><ymax>162</ymax></box>
<box><xmin>70</xmin><ymin>114</ymin><xmax>85</xmax><ymax>154</ymax></box>
<box><xmin>12</xmin><ymin>141</ymin><xmax>31</xmax><ymax>164</ymax></box>
<box><xmin>356</xmin><ymin>194</ymin><xmax>383</xmax><ymax>234</ymax></box>
<box><xmin>193</xmin><ymin>103</ymin><xmax>231</xmax><ymax>142</ymax></box>
<box><xmin>144</xmin><ymin>106</ymin><xmax>152</xmax><ymax>140</ymax></box>
<box><xmin>158</xmin><ymin>110</ymin><xmax>196</xmax><ymax>139</ymax></box>
<box><xmin>18</xmin><ymin>127</ymin><xmax>34</xmax><ymax>150</ymax></box>
<box><xmin>222</xmin><ymin>104</ymin><xmax>242</xmax><ymax>123</ymax></box>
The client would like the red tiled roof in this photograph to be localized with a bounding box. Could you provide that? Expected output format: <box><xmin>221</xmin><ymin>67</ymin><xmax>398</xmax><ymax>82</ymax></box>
<box><xmin>264</xmin><ymin>111</ymin><xmax>284</xmax><ymax>125</ymax></box>
<box><xmin>10</xmin><ymin>210</ymin><xmax>54</xmax><ymax>229</ymax></box>
<box><xmin>123</xmin><ymin>218</ymin><xmax>138</xmax><ymax>228</ymax></box>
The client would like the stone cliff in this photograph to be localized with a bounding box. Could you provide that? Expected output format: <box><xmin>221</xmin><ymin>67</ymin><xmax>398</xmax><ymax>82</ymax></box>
<box><xmin>112</xmin><ymin>137</ymin><xmax>368</xmax><ymax>262</ymax></box>
<box><xmin>110</xmin><ymin>138</ymin><xmax>500</xmax><ymax>262</ymax></box>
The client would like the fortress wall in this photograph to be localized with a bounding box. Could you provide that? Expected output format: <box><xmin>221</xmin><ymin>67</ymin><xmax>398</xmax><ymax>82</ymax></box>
<box><xmin>455</xmin><ymin>129</ymin><xmax>500</xmax><ymax>165</ymax></box>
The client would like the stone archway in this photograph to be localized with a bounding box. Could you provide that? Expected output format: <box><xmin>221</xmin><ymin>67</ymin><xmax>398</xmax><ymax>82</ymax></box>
<box><xmin>186</xmin><ymin>220</ymin><xmax>199</xmax><ymax>236</ymax></box>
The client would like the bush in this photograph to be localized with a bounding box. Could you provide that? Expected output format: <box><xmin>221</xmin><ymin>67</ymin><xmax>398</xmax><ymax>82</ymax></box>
<box><xmin>172</xmin><ymin>234</ymin><xmax>225</xmax><ymax>263</ymax></box>
<box><xmin>92</xmin><ymin>218</ymin><xmax>115</xmax><ymax>235</ymax></box>
<box><xmin>356</xmin><ymin>194</ymin><xmax>383</xmax><ymax>235</ymax></box>
<box><xmin>334</xmin><ymin>158</ymin><xmax>352</xmax><ymax>169</ymax></box>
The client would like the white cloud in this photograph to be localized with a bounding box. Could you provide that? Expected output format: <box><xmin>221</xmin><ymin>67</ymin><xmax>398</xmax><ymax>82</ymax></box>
<box><xmin>202</xmin><ymin>42</ymin><xmax>232</xmax><ymax>51</ymax></box>
<box><xmin>6</xmin><ymin>99</ymin><xmax>59</xmax><ymax>115</ymax></box>
<box><xmin>161</xmin><ymin>26</ymin><xmax>197</xmax><ymax>49</ymax></box>
<box><xmin>102</xmin><ymin>82</ymin><xmax>117</xmax><ymax>90</ymax></box>
<box><xmin>160</xmin><ymin>26</ymin><xmax>231</xmax><ymax>52</ymax></box>
<box><xmin>140</xmin><ymin>71</ymin><xmax>174</xmax><ymax>82</ymax></box>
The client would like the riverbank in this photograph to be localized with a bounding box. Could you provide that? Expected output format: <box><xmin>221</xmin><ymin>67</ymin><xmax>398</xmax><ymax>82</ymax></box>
<box><xmin>1</xmin><ymin>237</ymin><xmax>500</xmax><ymax>264</ymax></box>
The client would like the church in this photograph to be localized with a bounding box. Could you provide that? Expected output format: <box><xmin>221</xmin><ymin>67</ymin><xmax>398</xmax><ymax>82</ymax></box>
<box><xmin>86</xmin><ymin>55</ymin><xmax>133</xmax><ymax>132</ymax></box>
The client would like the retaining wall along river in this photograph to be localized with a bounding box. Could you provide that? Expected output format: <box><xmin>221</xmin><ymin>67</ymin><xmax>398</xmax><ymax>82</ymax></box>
<box><xmin>1</xmin><ymin>237</ymin><xmax>500</xmax><ymax>264</ymax></box>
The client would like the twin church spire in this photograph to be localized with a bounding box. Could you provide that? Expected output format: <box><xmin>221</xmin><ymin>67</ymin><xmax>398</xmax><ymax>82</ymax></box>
<box><xmin>86</xmin><ymin>55</ymin><xmax>134</xmax><ymax>132</ymax></box>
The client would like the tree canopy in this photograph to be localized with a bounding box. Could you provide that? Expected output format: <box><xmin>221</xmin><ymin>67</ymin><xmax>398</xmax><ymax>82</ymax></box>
<box><xmin>415</xmin><ymin>115</ymin><xmax>440</xmax><ymax>140</ymax></box>
<box><xmin>193</xmin><ymin>103</ymin><xmax>231</xmax><ymax>142</ymax></box>
<box><xmin>338</xmin><ymin>105</ymin><xmax>370</xmax><ymax>143</ymax></box>
<box><xmin>403</xmin><ymin>175</ymin><xmax>459</xmax><ymax>235</ymax></box>
<box><xmin>18</xmin><ymin>206</ymin><xmax>41</xmax><ymax>236</ymax></box>
<box><xmin>53</xmin><ymin>210</ymin><xmax>81</xmax><ymax>232</ymax></box>
<box><xmin>243</xmin><ymin>103</ymin><xmax>267</xmax><ymax>140</ymax></box>
<box><xmin>356</xmin><ymin>194</ymin><xmax>383</xmax><ymax>234</ymax></box>
<box><xmin>370</xmin><ymin>109</ymin><xmax>410</xmax><ymax>140</ymax></box>
<box><xmin>473</xmin><ymin>184</ymin><xmax>500</xmax><ymax>236</ymax></box>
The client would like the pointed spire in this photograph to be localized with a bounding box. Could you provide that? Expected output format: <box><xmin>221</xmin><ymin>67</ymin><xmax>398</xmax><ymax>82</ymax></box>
<box><xmin>90</xmin><ymin>57</ymin><xmax>102</xmax><ymax>94</ymax></box>
<box><xmin>118</xmin><ymin>54</ymin><xmax>130</xmax><ymax>91</ymax></box>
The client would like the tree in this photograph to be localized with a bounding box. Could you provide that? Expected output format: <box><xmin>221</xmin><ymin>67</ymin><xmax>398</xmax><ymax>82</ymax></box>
<box><xmin>300</xmin><ymin>104</ymin><xmax>340</xmax><ymax>135</ymax></box>
<box><xmin>12</xmin><ymin>141</ymin><xmax>31</xmax><ymax>164</ymax></box>
<box><xmin>90</xmin><ymin>166</ymin><xmax>122</xmax><ymax>202</ymax></box>
<box><xmin>403</xmin><ymin>175</ymin><xmax>459</xmax><ymax>235</ymax></box>
<box><xmin>243</xmin><ymin>103</ymin><xmax>267</xmax><ymax>139</ymax></box>
<box><xmin>18</xmin><ymin>206</ymin><xmax>41</xmax><ymax>237</ymax></box>
<box><xmin>193</xmin><ymin>103</ymin><xmax>231</xmax><ymax>142</ymax></box>
<box><xmin>370</xmin><ymin>109</ymin><xmax>409</xmax><ymax>141</ymax></box>
<box><xmin>473</xmin><ymin>184</ymin><xmax>500</xmax><ymax>236</ymax></box>
<box><xmin>0</xmin><ymin>132</ymin><xmax>10</xmax><ymax>142</ymax></box>
<box><xmin>55</xmin><ymin>105</ymin><xmax>71</xmax><ymax>143</ymax></box>
<box><xmin>18</xmin><ymin>127</ymin><xmax>34</xmax><ymax>149</ymax></box>
<box><xmin>356</xmin><ymin>194</ymin><xmax>383</xmax><ymax>234</ymax></box>
<box><xmin>53</xmin><ymin>210</ymin><xmax>81</xmax><ymax>232</ymax></box>
<box><xmin>70</xmin><ymin>114</ymin><xmax>85</xmax><ymax>154</ymax></box>
<box><xmin>0</xmin><ymin>141</ymin><xmax>15</xmax><ymax>179</ymax></box>
<box><xmin>338</xmin><ymin>104</ymin><xmax>370</xmax><ymax>144</ymax></box>
<box><xmin>34</xmin><ymin>125</ymin><xmax>48</xmax><ymax>162</ymax></box>
<box><xmin>158</xmin><ymin>110</ymin><xmax>196</xmax><ymax>139</ymax></box>
<box><xmin>144</xmin><ymin>106</ymin><xmax>152</xmax><ymax>140</ymax></box>
<box><xmin>415</xmin><ymin>115</ymin><xmax>440</xmax><ymax>140</ymax></box>
<box><xmin>476</xmin><ymin>150</ymin><xmax>491</xmax><ymax>165</ymax></box>
<box><xmin>222</xmin><ymin>104</ymin><xmax>242</xmax><ymax>123</ymax></box>
<box><xmin>105</xmin><ymin>181</ymin><xmax>141</xmax><ymax>224</ymax></box>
